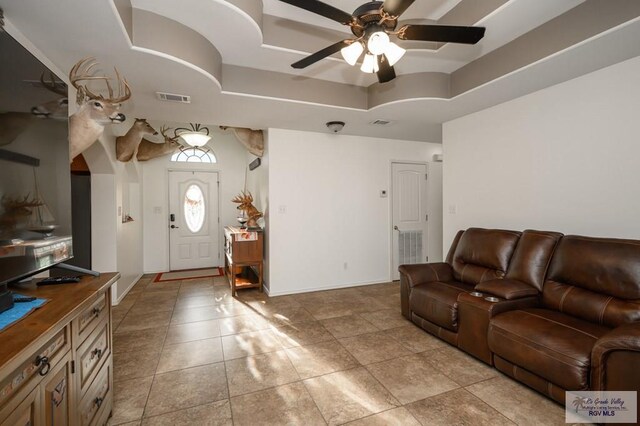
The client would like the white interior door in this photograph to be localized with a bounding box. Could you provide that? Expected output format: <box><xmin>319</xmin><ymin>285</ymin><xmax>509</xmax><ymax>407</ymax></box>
<box><xmin>391</xmin><ymin>162</ymin><xmax>428</xmax><ymax>280</ymax></box>
<box><xmin>169</xmin><ymin>171</ymin><xmax>219</xmax><ymax>270</ymax></box>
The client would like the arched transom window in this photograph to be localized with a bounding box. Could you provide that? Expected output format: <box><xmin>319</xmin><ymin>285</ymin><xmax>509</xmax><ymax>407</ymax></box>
<box><xmin>170</xmin><ymin>146</ymin><xmax>217</xmax><ymax>163</ymax></box>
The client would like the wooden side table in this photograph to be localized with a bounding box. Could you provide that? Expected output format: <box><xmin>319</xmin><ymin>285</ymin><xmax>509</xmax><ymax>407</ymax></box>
<box><xmin>224</xmin><ymin>226</ymin><xmax>263</xmax><ymax>296</ymax></box>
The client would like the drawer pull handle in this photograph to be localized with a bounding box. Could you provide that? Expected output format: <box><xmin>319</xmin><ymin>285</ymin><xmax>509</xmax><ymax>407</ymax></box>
<box><xmin>35</xmin><ymin>355</ymin><xmax>51</xmax><ymax>376</ymax></box>
<box><xmin>91</xmin><ymin>348</ymin><xmax>103</xmax><ymax>360</ymax></box>
<box><xmin>92</xmin><ymin>307</ymin><xmax>101</xmax><ymax>317</ymax></box>
<box><xmin>94</xmin><ymin>397</ymin><xmax>104</xmax><ymax>408</ymax></box>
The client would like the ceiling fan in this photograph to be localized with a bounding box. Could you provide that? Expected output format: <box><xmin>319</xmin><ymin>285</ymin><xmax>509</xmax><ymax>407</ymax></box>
<box><xmin>280</xmin><ymin>0</ymin><xmax>486</xmax><ymax>83</ymax></box>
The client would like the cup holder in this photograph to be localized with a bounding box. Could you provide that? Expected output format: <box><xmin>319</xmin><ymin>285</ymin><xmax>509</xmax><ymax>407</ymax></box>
<box><xmin>470</xmin><ymin>292</ymin><xmax>484</xmax><ymax>297</ymax></box>
<box><xmin>484</xmin><ymin>296</ymin><xmax>500</xmax><ymax>303</ymax></box>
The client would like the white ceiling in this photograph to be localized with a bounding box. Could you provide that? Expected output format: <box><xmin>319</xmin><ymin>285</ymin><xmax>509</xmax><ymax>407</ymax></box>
<box><xmin>1</xmin><ymin>0</ymin><xmax>639</xmax><ymax>142</ymax></box>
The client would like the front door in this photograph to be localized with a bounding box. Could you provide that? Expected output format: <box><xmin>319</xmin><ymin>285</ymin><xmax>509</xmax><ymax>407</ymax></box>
<box><xmin>169</xmin><ymin>171</ymin><xmax>219</xmax><ymax>270</ymax></box>
<box><xmin>391</xmin><ymin>162</ymin><xmax>428</xmax><ymax>280</ymax></box>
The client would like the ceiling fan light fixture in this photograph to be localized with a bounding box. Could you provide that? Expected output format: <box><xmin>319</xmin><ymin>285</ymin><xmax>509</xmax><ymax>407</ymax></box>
<box><xmin>361</xmin><ymin>53</ymin><xmax>378</xmax><ymax>73</ymax></box>
<box><xmin>340</xmin><ymin>41</ymin><xmax>364</xmax><ymax>66</ymax></box>
<box><xmin>384</xmin><ymin>42</ymin><xmax>406</xmax><ymax>66</ymax></box>
<box><xmin>367</xmin><ymin>31</ymin><xmax>390</xmax><ymax>55</ymax></box>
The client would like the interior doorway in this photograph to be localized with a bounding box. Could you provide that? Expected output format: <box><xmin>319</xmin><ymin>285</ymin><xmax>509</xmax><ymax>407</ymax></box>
<box><xmin>69</xmin><ymin>154</ymin><xmax>91</xmax><ymax>270</ymax></box>
<box><xmin>391</xmin><ymin>162</ymin><xmax>428</xmax><ymax>281</ymax></box>
<box><xmin>168</xmin><ymin>170</ymin><xmax>220</xmax><ymax>271</ymax></box>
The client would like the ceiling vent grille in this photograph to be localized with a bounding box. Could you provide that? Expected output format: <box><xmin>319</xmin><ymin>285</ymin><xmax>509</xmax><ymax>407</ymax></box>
<box><xmin>370</xmin><ymin>119</ymin><xmax>393</xmax><ymax>126</ymax></box>
<box><xmin>156</xmin><ymin>92</ymin><xmax>191</xmax><ymax>103</ymax></box>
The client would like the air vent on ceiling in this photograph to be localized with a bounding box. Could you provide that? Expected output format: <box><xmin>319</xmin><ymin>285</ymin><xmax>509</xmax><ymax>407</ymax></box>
<box><xmin>370</xmin><ymin>119</ymin><xmax>393</xmax><ymax>126</ymax></box>
<box><xmin>156</xmin><ymin>92</ymin><xmax>191</xmax><ymax>103</ymax></box>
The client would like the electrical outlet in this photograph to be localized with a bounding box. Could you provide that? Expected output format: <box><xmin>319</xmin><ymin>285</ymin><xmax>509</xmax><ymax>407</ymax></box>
<box><xmin>153</xmin><ymin>206</ymin><xmax>162</xmax><ymax>214</ymax></box>
<box><xmin>448</xmin><ymin>204</ymin><xmax>457</xmax><ymax>214</ymax></box>
<box><xmin>278</xmin><ymin>205</ymin><xmax>287</xmax><ymax>214</ymax></box>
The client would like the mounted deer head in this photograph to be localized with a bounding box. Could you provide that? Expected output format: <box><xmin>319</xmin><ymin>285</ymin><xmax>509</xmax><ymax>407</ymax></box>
<box><xmin>31</xmin><ymin>72</ymin><xmax>68</xmax><ymax>119</ymax></box>
<box><xmin>231</xmin><ymin>191</ymin><xmax>263</xmax><ymax>228</ymax></box>
<box><xmin>136</xmin><ymin>125</ymin><xmax>181</xmax><ymax>161</ymax></box>
<box><xmin>68</xmin><ymin>57</ymin><xmax>131</xmax><ymax>160</ymax></box>
<box><xmin>116</xmin><ymin>118</ymin><xmax>157</xmax><ymax>162</ymax></box>
<box><xmin>220</xmin><ymin>126</ymin><xmax>264</xmax><ymax>157</ymax></box>
<box><xmin>0</xmin><ymin>73</ymin><xmax>68</xmax><ymax>146</ymax></box>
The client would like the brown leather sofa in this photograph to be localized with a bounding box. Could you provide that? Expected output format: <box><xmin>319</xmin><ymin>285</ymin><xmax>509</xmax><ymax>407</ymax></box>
<box><xmin>399</xmin><ymin>228</ymin><xmax>640</xmax><ymax>405</ymax></box>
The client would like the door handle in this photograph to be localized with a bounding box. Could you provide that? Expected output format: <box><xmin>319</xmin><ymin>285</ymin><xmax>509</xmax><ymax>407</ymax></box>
<box><xmin>393</xmin><ymin>226</ymin><xmax>399</xmax><ymax>231</ymax></box>
<box><xmin>171</xmin><ymin>225</ymin><xmax>179</xmax><ymax>229</ymax></box>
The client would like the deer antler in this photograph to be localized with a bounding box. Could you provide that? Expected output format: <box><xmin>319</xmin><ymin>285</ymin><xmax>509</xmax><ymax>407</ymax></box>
<box><xmin>40</xmin><ymin>72</ymin><xmax>67</xmax><ymax>96</ymax></box>
<box><xmin>159</xmin><ymin>125</ymin><xmax>179</xmax><ymax>142</ymax></box>
<box><xmin>68</xmin><ymin>57</ymin><xmax>131</xmax><ymax>104</ymax></box>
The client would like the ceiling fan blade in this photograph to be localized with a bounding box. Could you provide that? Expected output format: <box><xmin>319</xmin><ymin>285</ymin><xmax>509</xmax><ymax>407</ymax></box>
<box><xmin>398</xmin><ymin>24</ymin><xmax>486</xmax><ymax>44</ymax></box>
<box><xmin>382</xmin><ymin>0</ymin><xmax>415</xmax><ymax>17</ymax></box>
<box><xmin>291</xmin><ymin>40</ymin><xmax>350</xmax><ymax>69</ymax></box>
<box><xmin>278</xmin><ymin>0</ymin><xmax>353</xmax><ymax>25</ymax></box>
<box><xmin>376</xmin><ymin>55</ymin><xmax>396</xmax><ymax>83</ymax></box>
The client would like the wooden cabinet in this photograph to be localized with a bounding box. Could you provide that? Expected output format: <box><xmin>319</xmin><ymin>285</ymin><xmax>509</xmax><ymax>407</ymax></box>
<box><xmin>0</xmin><ymin>273</ymin><xmax>118</xmax><ymax>426</ymax></box>
<box><xmin>224</xmin><ymin>227</ymin><xmax>263</xmax><ymax>296</ymax></box>
<box><xmin>41</xmin><ymin>352</ymin><xmax>73</xmax><ymax>426</ymax></box>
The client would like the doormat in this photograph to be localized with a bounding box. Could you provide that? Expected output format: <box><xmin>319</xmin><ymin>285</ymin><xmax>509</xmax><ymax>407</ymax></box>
<box><xmin>154</xmin><ymin>267</ymin><xmax>224</xmax><ymax>282</ymax></box>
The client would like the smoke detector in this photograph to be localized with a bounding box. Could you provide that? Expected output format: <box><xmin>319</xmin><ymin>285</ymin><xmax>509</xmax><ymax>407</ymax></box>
<box><xmin>326</xmin><ymin>121</ymin><xmax>345</xmax><ymax>133</ymax></box>
<box><xmin>156</xmin><ymin>92</ymin><xmax>191</xmax><ymax>103</ymax></box>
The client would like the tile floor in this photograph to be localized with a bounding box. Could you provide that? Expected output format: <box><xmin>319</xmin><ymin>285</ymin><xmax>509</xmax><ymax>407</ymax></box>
<box><xmin>108</xmin><ymin>275</ymin><xmax>568</xmax><ymax>426</ymax></box>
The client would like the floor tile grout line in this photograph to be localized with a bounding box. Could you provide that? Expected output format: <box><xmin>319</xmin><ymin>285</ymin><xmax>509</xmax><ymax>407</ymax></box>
<box><xmin>117</xmin><ymin>279</ymin><xmax>516</xmax><ymax>425</ymax></box>
<box><xmin>139</xmin><ymin>396</ymin><xmax>232</xmax><ymax>423</ymax></box>
<box><xmin>452</xmin><ymin>387</ymin><xmax>518</xmax><ymax>425</ymax></box>
<box><xmin>141</xmin><ymin>278</ymin><xmax>182</xmax><ymax>419</ymax></box>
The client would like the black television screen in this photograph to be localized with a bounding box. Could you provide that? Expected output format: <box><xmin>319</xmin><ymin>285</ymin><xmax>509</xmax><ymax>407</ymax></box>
<box><xmin>0</xmin><ymin>29</ymin><xmax>72</xmax><ymax>286</ymax></box>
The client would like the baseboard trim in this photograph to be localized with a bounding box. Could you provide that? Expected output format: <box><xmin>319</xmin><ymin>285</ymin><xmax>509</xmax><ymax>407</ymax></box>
<box><xmin>112</xmin><ymin>273</ymin><xmax>143</xmax><ymax>305</ymax></box>
<box><xmin>266</xmin><ymin>278</ymin><xmax>391</xmax><ymax>297</ymax></box>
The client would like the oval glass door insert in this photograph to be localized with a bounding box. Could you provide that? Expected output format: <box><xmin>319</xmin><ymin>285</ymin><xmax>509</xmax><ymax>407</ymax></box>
<box><xmin>184</xmin><ymin>184</ymin><xmax>205</xmax><ymax>233</ymax></box>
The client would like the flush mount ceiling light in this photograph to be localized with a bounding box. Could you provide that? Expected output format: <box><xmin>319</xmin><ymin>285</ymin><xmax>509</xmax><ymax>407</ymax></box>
<box><xmin>280</xmin><ymin>0</ymin><xmax>486</xmax><ymax>83</ymax></box>
<box><xmin>326</xmin><ymin>121</ymin><xmax>345</xmax><ymax>133</ymax></box>
<box><xmin>174</xmin><ymin>123</ymin><xmax>211</xmax><ymax>147</ymax></box>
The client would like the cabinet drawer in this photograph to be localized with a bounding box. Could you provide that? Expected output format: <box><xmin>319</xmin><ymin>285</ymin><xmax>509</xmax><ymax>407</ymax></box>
<box><xmin>74</xmin><ymin>293</ymin><xmax>108</xmax><ymax>345</ymax></box>
<box><xmin>0</xmin><ymin>387</ymin><xmax>39</xmax><ymax>426</ymax></box>
<box><xmin>79</xmin><ymin>362</ymin><xmax>110</xmax><ymax>426</ymax></box>
<box><xmin>77</xmin><ymin>320</ymin><xmax>110</xmax><ymax>397</ymax></box>
<box><xmin>0</xmin><ymin>327</ymin><xmax>70</xmax><ymax>410</ymax></box>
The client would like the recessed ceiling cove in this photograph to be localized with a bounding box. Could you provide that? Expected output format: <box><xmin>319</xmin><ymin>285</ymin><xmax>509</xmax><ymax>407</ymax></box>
<box><xmin>3</xmin><ymin>0</ymin><xmax>640</xmax><ymax>142</ymax></box>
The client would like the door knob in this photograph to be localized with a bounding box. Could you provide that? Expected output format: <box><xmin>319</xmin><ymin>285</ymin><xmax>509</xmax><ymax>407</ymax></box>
<box><xmin>393</xmin><ymin>226</ymin><xmax>399</xmax><ymax>231</ymax></box>
<box><xmin>171</xmin><ymin>225</ymin><xmax>179</xmax><ymax>229</ymax></box>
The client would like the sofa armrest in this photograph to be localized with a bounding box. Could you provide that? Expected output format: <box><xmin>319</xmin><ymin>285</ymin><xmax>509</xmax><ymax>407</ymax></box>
<box><xmin>398</xmin><ymin>263</ymin><xmax>453</xmax><ymax>288</ymax></box>
<box><xmin>474</xmin><ymin>278</ymin><xmax>539</xmax><ymax>300</ymax></box>
<box><xmin>591</xmin><ymin>322</ymin><xmax>640</xmax><ymax>390</ymax></box>
<box><xmin>399</xmin><ymin>262</ymin><xmax>452</xmax><ymax>319</ymax></box>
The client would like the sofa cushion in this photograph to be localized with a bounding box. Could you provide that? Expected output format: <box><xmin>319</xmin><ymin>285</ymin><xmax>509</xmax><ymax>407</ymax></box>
<box><xmin>410</xmin><ymin>281</ymin><xmax>474</xmax><ymax>332</ymax></box>
<box><xmin>505</xmin><ymin>230</ymin><xmax>563</xmax><ymax>291</ymax></box>
<box><xmin>451</xmin><ymin>228</ymin><xmax>521</xmax><ymax>285</ymax></box>
<box><xmin>546</xmin><ymin>235</ymin><xmax>640</xmax><ymax>299</ymax></box>
<box><xmin>543</xmin><ymin>281</ymin><xmax>640</xmax><ymax>328</ymax></box>
<box><xmin>543</xmin><ymin>235</ymin><xmax>640</xmax><ymax>327</ymax></box>
<box><xmin>488</xmin><ymin>308</ymin><xmax>610</xmax><ymax>390</ymax></box>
